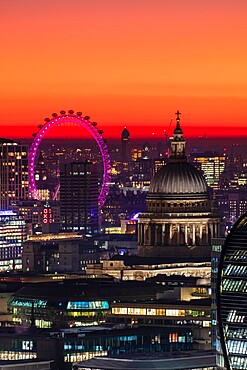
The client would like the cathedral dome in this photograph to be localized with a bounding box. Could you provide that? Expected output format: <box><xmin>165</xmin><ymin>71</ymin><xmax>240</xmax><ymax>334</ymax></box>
<box><xmin>148</xmin><ymin>161</ymin><xmax>209</xmax><ymax>199</ymax></box>
<box><xmin>148</xmin><ymin>111</ymin><xmax>209</xmax><ymax>200</ymax></box>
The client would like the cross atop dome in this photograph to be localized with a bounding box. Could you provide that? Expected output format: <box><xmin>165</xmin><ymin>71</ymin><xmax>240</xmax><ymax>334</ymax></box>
<box><xmin>174</xmin><ymin>109</ymin><xmax>183</xmax><ymax>135</ymax></box>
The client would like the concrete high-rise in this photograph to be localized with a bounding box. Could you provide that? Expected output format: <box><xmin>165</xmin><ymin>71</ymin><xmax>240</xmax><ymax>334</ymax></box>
<box><xmin>60</xmin><ymin>162</ymin><xmax>99</xmax><ymax>234</ymax></box>
<box><xmin>0</xmin><ymin>138</ymin><xmax>29</xmax><ymax>209</ymax></box>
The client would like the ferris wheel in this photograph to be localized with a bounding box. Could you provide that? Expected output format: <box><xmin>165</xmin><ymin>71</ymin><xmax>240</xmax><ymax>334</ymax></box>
<box><xmin>28</xmin><ymin>110</ymin><xmax>111</xmax><ymax>208</ymax></box>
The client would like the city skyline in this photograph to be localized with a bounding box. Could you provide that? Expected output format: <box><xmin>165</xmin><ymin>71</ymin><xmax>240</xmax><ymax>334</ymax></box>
<box><xmin>1</xmin><ymin>0</ymin><xmax>247</xmax><ymax>139</ymax></box>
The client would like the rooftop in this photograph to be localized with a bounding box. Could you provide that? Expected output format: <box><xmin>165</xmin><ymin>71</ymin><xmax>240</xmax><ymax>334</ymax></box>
<box><xmin>73</xmin><ymin>350</ymin><xmax>216</xmax><ymax>370</ymax></box>
<box><xmin>109</xmin><ymin>255</ymin><xmax>211</xmax><ymax>265</ymax></box>
<box><xmin>28</xmin><ymin>232</ymin><xmax>83</xmax><ymax>242</ymax></box>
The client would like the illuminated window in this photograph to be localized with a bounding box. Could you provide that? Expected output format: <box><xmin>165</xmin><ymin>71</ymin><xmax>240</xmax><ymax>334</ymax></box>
<box><xmin>147</xmin><ymin>308</ymin><xmax>156</xmax><ymax>316</ymax></box>
<box><xmin>67</xmin><ymin>301</ymin><xmax>109</xmax><ymax>310</ymax></box>
<box><xmin>112</xmin><ymin>307</ymin><xmax>127</xmax><ymax>315</ymax></box>
<box><xmin>169</xmin><ymin>333</ymin><xmax>178</xmax><ymax>342</ymax></box>
<box><xmin>166</xmin><ymin>309</ymin><xmax>185</xmax><ymax>317</ymax></box>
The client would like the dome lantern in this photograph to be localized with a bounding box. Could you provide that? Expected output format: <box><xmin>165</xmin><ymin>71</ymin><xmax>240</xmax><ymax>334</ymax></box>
<box><xmin>170</xmin><ymin>110</ymin><xmax>187</xmax><ymax>162</ymax></box>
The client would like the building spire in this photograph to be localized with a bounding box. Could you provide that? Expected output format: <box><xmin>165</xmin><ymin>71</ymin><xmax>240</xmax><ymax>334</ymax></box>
<box><xmin>175</xmin><ymin>110</ymin><xmax>181</xmax><ymax>121</ymax></box>
<box><xmin>170</xmin><ymin>110</ymin><xmax>187</xmax><ymax>162</ymax></box>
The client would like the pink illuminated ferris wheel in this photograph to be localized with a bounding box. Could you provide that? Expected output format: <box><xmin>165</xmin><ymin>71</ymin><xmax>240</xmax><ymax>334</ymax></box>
<box><xmin>28</xmin><ymin>110</ymin><xmax>111</xmax><ymax>208</ymax></box>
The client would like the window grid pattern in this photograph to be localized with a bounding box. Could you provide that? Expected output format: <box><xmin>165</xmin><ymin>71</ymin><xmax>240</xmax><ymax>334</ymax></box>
<box><xmin>218</xmin><ymin>213</ymin><xmax>247</xmax><ymax>370</ymax></box>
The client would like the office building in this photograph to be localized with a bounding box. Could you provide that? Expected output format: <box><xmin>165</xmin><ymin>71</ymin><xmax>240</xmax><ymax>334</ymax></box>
<box><xmin>22</xmin><ymin>233</ymin><xmax>101</xmax><ymax>273</ymax></box>
<box><xmin>0</xmin><ymin>138</ymin><xmax>28</xmax><ymax>209</ymax></box>
<box><xmin>8</xmin><ymin>279</ymin><xmax>164</xmax><ymax>329</ymax></box>
<box><xmin>0</xmin><ymin>210</ymin><xmax>26</xmax><ymax>271</ymax></box>
<box><xmin>190</xmin><ymin>151</ymin><xmax>226</xmax><ymax>189</ymax></box>
<box><xmin>12</xmin><ymin>200</ymin><xmax>60</xmax><ymax>235</ymax></box>
<box><xmin>60</xmin><ymin>162</ymin><xmax>99</xmax><ymax>234</ymax></box>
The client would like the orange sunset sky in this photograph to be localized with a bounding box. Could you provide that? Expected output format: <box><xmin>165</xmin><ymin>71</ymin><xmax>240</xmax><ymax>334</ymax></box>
<box><xmin>1</xmin><ymin>0</ymin><xmax>247</xmax><ymax>139</ymax></box>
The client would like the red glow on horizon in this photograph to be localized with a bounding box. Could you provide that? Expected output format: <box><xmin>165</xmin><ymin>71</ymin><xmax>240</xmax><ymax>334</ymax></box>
<box><xmin>1</xmin><ymin>124</ymin><xmax>247</xmax><ymax>141</ymax></box>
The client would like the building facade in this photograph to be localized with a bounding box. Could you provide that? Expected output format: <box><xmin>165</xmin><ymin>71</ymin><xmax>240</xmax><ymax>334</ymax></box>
<box><xmin>211</xmin><ymin>237</ymin><xmax>226</xmax><ymax>350</ymax></box>
<box><xmin>107</xmin><ymin>298</ymin><xmax>212</xmax><ymax>350</ymax></box>
<box><xmin>22</xmin><ymin>233</ymin><xmax>102</xmax><ymax>273</ymax></box>
<box><xmin>190</xmin><ymin>151</ymin><xmax>226</xmax><ymax>189</ymax></box>
<box><xmin>0</xmin><ymin>138</ymin><xmax>29</xmax><ymax>209</ymax></box>
<box><xmin>12</xmin><ymin>200</ymin><xmax>60</xmax><ymax>235</ymax></box>
<box><xmin>217</xmin><ymin>212</ymin><xmax>247</xmax><ymax>370</ymax></box>
<box><xmin>8</xmin><ymin>279</ymin><xmax>164</xmax><ymax>329</ymax></box>
<box><xmin>60</xmin><ymin>162</ymin><xmax>99</xmax><ymax>234</ymax></box>
<box><xmin>0</xmin><ymin>326</ymin><xmax>195</xmax><ymax>370</ymax></box>
<box><xmin>0</xmin><ymin>210</ymin><xmax>26</xmax><ymax>271</ymax></box>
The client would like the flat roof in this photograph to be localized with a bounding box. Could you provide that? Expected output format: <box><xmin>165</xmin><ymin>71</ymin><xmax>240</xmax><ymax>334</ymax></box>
<box><xmin>0</xmin><ymin>359</ymin><xmax>53</xmax><ymax>367</ymax></box>
<box><xmin>109</xmin><ymin>255</ymin><xmax>211</xmax><ymax>265</ymax></box>
<box><xmin>111</xmin><ymin>297</ymin><xmax>211</xmax><ymax>308</ymax></box>
<box><xmin>74</xmin><ymin>352</ymin><xmax>216</xmax><ymax>369</ymax></box>
<box><xmin>28</xmin><ymin>233</ymin><xmax>83</xmax><ymax>242</ymax></box>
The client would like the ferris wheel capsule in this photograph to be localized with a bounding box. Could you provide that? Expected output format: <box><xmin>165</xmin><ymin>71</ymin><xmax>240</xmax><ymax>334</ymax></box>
<box><xmin>52</xmin><ymin>113</ymin><xmax>57</xmax><ymax>117</ymax></box>
<box><xmin>60</xmin><ymin>110</ymin><xmax>66</xmax><ymax>115</ymax></box>
<box><xmin>44</xmin><ymin>118</ymin><xmax>50</xmax><ymax>122</ymax></box>
<box><xmin>68</xmin><ymin>110</ymin><xmax>74</xmax><ymax>114</ymax></box>
<box><xmin>98</xmin><ymin>130</ymin><xmax>103</xmax><ymax>134</ymax></box>
<box><xmin>92</xmin><ymin>122</ymin><xmax>97</xmax><ymax>126</ymax></box>
<box><xmin>77</xmin><ymin>112</ymin><xmax>82</xmax><ymax>116</ymax></box>
<box><xmin>84</xmin><ymin>116</ymin><xmax>90</xmax><ymax>120</ymax></box>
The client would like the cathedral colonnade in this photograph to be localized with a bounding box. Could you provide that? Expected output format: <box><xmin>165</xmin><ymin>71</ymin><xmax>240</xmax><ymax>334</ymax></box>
<box><xmin>138</xmin><ymin>220</ymin><xmax>218</xmax><ymax>246</ymax></box>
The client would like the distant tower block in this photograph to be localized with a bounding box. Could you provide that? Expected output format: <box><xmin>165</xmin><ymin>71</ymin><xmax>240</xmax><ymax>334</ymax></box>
<box><xmin>60</xmin><ymin>162</ymin><xmax>99</xmax><ymax>235</ymax></box>
<box><xmin>121</xmin><ymin>127</ymin><xmax>130</xmax><ymax>163</ymax></box>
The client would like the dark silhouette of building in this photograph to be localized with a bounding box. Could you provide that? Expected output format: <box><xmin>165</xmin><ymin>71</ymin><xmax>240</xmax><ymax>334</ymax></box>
<box><xmin>121</xmin><ymin>127</ymin><xmax>130</xmax><ymax>163</ymax></box>
<box><xmin>60</xmin><ymin>162</ymin><xmax>99</xmax><ymax>234</ymax></box>
<box><xmin>217</xmin><ymin>211</ymin><xmax>247</xmax><ymax>370</ymax></box>
<box><xmin>22</xmin><ymin>233</ymin><xmax>102</xmax><ymax>273</ymax></box>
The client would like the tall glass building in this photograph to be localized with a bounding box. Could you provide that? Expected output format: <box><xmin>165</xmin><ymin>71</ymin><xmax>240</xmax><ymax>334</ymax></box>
<box><xmin>217</xmin><ymin>212</ymin><xmax>247</xmax><ymax>370</ymax></box>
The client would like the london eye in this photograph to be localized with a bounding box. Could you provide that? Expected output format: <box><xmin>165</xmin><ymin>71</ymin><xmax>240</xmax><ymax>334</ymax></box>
<box><xmin>28</xmin><ymin>110</ymin><xmax>111</xmax><ymax>207</ymax></box>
